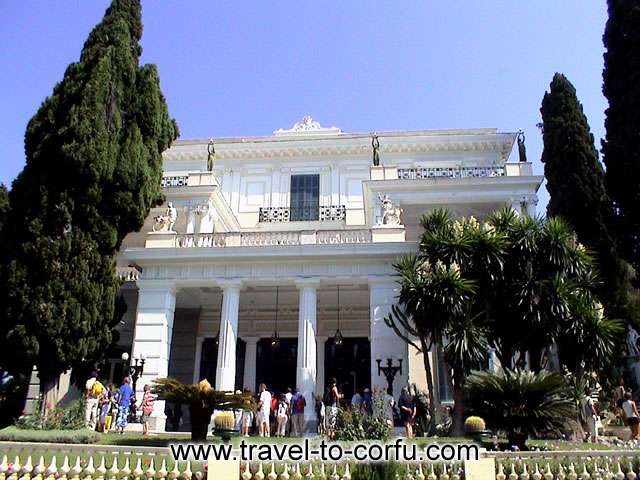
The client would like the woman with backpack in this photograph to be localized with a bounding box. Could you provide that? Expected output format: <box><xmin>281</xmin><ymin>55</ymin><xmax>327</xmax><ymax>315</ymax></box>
<box><xmin>275</xmin><ymin>393</ymin><xmax>289</xmax><ymax>437</ymax></box>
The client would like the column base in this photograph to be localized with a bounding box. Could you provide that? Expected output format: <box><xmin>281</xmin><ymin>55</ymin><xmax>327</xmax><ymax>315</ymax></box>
<box><xmin>149</xmin><ymin>414</ymin><xmax>167</xmax><ymax>432</ymax></box>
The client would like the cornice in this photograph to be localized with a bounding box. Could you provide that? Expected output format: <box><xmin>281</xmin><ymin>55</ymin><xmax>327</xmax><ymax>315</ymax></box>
<box><xmin>162</xmin><ymin>131</ymin><xmax>517</xmax><ymax>162</ymax></box>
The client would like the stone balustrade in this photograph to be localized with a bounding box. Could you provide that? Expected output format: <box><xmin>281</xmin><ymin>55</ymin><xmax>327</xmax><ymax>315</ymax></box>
<box><xmin>1</xmin><ymin>451</ymin><xmax>639</xmax><ymax>480</ymax></box>
<box><xmin>116</xmin><ymin>266</ymin><xmax>140</xmax><ymax>282</ymax></box>
<box><xmin>164</xmin><ymin>229</ymin><xmax>374</xmax><ymax>249</ymax></box>
<box><xmin>370</xmin><ymin>163</ymin><xmax>533</xmax><ymax>181</ymax></box>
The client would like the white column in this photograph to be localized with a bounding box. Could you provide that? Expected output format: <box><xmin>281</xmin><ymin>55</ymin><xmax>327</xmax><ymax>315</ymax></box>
<box><xmin>296</xmin><ymin>279</ymin><xmax>320</xmax><ymax>431</ymax></box>
<box><xmin>243</xmin><ymin>337</ymin><xmax>258</xmax><ymax>392</ymax></box>
<box><xmin>369</xmin><ymin>277</ymin><xmax>408</xmax><ymax>397</ymax></box>
<box><xmin>215</xmin><ymin>280</ymin><xmax>242</xmax><ymax>391</ymax></box>
<box><xmin>316</xmin><ymin>336</ymin><xmax>327</xmax><ymax>396</ymax></box>
<box><xmin>131</xmin><ymin>280</ymin><xmax>176</xmax><ymax>432</ymax></box>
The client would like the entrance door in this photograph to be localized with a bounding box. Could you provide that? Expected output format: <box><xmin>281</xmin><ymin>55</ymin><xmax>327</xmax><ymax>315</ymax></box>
<box><xmin>255</xmin><ymin>338</ymin><xmax>298</xmax><ymax>395</ymax></box>
<box><xmin>324</xmin><ymin>337</ymin><xmax>371</xmax><ymax>403</ymax></box>
<box><xmin>198</xmin><ymin>338</ymin><xmax>246</xmax><ymax>391</ymax></box>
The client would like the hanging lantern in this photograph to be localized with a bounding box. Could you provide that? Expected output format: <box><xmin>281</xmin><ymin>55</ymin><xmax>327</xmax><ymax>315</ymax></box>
<box><xmin>271</xmin><ymin>287</ymin><xmax>281</xmax><ymax>349</ymax></box>
<box><xmin>334</xmin><ymin>285</ymin><xmax>344</xmax><ymax>346</ymax></box>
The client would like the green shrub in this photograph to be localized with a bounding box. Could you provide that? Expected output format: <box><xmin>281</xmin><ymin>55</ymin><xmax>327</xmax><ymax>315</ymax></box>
<box><xmin>464</xmin><ymin>416</ymin><xmax>486</xmax><ymax>434</ymax></box>
<box><xmin>0</xmin><ymin>426</ymin><xmax>100</xmax><ymax>444</ymax></box>
<box><xmin>333</xmin><ymin>408</ymin><xmax>391</xmax><ymax>441</ymax></box>
<box><xmin>466</xmin><ymin>368</ymin><xmax>576</xmax><ymax>450</ymax></box>
<box><xmin>16</xmin><ymin>398</ymin><xmax>87</xmax><ymax>430</ymax></box>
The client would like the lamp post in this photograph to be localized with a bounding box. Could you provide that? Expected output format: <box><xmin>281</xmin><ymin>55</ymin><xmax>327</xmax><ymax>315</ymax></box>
<box><xmin>121</xmin><ymin>352</ymin><xmax>145</xmax><ymax>393</ymax></box>
<box><xmin>376</xmin><ymin>358</ymin><xmax>403</xmax><ymax>396</ymax></box>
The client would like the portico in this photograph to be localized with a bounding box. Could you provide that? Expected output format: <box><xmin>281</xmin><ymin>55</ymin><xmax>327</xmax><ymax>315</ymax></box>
<box><xmin>129</xmin><ymin>267</ymin><xmax>410</xmax><ymax>432</ymax></box>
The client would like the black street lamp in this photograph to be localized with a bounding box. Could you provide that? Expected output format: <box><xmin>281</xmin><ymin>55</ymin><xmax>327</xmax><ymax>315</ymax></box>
<box><xmin>121</xmin><ymin>352</ymin><xmax>145</xmax><ymax>393</ymax></box>
<box><xmin>376</xmin><ymin>358</ymin><xmax>403</xmax><ymax>396</ymax></box>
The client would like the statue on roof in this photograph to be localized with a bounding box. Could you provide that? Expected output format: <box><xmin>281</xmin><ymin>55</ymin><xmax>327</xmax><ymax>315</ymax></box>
<box><xmin>372</xmin><ymin>134</ymin><xmax>381</xmax><ymax>167</ymax></box>
<box><xmin>207</xmin><ymin>138</ymin><xmax>215</xmax><ymax>172</ymax></box>
<box><xmin>517</xmin><ymin>130</ymin><xmax>527</xmax><ymax>163</ymax></box>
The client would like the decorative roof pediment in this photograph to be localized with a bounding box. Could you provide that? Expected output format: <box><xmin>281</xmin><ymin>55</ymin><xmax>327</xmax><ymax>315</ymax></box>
<box><xmin>273</xmin><ymin>116</ymin><xmax>342</xmax><ymax>136</ymax></box>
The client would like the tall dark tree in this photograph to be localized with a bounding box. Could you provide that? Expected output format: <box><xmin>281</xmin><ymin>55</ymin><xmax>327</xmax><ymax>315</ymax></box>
<box><xmin>541</xmin><ymin>73</ymin><xmax>636</xmax><ymax>322</ymax></box>
<box><xmin>602</xmin><ymin>0</ymin><xmax>640</xmax><ymax>272</ymax></box>
<box><xmin>0</xmin><ymin>0</ymin><xmax>178</xmax><ymax>409</ymax></box>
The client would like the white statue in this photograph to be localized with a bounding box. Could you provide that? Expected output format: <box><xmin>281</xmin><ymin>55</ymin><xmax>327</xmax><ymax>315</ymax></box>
<box><xmin>153</xmin><ymin>202</ymin><xmax>178</xmax><ymax>232</ymax></box>
<box><xmin>377</xmin><ymin>193</ymin><xmax>403</xmax><ymax>226</ymax></box>
<box><xmin>627</xmin><ymin>326</ymin><xmax>640</xmax><ymax>357</ymax></box>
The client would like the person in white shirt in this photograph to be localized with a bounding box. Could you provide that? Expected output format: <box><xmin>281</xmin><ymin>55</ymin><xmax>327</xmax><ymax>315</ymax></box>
<box><xmin>256</xmin><ymin>383</ymin><xmax>272</xmax><ymax>437</ymax></box>
<box><xmin>583</xmin><ymin>391</ymin><xmax>599</xmax><ymax>442</ymax></box>
<box><xmin>284</xmin><ymin>387</ymin><xmax>293</xmax><ymax>435</ymax></box>
<box><xmin>622</xmin><ymin>391</ymin><xmax>639</xmax><ymax>439</ymax></box>
<box><xmin>84</xmin><ymin>372</ymin><xmax>100</xmax><ymax>429</ymax></box>
<box><xmin>276</xmin><ymin>394</ymin><xmax>289</xmax><ymax>437</ymax></box>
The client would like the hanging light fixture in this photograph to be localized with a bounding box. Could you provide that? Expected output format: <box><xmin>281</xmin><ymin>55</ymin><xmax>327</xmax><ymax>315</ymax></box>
<box><xmin>271</xmin><ymin>287</ymin><xmax>281</xmax><ymax>349</ymax></box>
<box><xmin>334</xmin><ymin>285</ymin><xmax>344</xmax><ymax>346</ymax></box>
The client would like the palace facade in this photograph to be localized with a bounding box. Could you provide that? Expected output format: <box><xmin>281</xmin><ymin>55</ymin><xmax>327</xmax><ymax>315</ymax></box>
<box><xmin>111</xmin><ymin>117</ymin><xmax>542</xmax><ymax>431</ymax></box>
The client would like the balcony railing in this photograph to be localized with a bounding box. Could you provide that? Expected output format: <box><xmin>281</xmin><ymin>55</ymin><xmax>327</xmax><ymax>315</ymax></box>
<box><xmin>173</xmin><ymin>229</ymin><xmax>372</xmax><ymax>248</ymax></box>
<box><xmin>258</xmin><ymin>205</ymin><xmax>346</xmax><ymax>223</ymax></box>
<box><xmin>397</xmin><ymin>166</ymin><xmax>505</xmax><ymax>180</ymax></box>
<box><xmin>160</xmin><ymin>175</ymin><xmax>189</xmax><ymax>188</ymax></box>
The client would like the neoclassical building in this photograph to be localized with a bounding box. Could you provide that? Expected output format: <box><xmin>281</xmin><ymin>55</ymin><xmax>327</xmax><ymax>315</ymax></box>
<box><xmin>112</xmin><ymin>117</ymin><xmax>542</xmax><ymax>431</ymax></box>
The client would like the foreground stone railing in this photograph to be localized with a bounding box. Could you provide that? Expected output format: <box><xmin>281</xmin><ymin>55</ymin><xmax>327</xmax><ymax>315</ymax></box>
<box><xmin>1</xmin><ymin>449</ymin><xmax>640</xmax><ymax>480</ymax></box>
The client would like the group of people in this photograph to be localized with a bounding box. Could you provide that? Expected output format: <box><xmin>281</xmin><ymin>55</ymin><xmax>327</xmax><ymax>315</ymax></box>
<box><xmin>84</xmin><ymin>372</ymin><xmax>156</xmax><ymax>435</ymax></box>
<box><xmin>583</xmin><ymin>378</ymin><xmax>640</xmax><ymax>442</ymax></box>
<box><xmin>238</xmin><ymin>383</ymin><xmax>308</xmax><ymax>437</ymax></box>
<box><xmin>236</xmin><ymin>378</ymin><xmax>417</xmax><ymax>439</ymax></box>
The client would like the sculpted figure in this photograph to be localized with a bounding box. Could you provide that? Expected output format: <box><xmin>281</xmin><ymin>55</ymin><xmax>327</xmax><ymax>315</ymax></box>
<box><xmin>153</xmin><ymin>202</ymin><xmax>178</xmax><ymax>232</ymax></box>
<box><xmin>378</xmin><ymin>193</ymin><xmax>402</xmax><ymax>226</ymax></box>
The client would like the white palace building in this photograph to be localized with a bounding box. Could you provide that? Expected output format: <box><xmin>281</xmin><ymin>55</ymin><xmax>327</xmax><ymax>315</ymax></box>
<box><xmin>111</xmin><ymin>117</ymin><xmax>542</xmax><ymax>431</ymax></box>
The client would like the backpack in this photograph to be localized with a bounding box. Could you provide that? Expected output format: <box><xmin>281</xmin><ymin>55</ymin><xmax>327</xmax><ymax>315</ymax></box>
<box><xmin>90</xmin><ymin>381</ymin><xmax>105</xmax><ymax>398</ymax></box>
<box><xmin>271</xmin><ymin>396</ymin><xmax>278</xmax><ymax>412</ymax></box>
<box><xmin>295</xmin><ymin>395</ymin><xmax>306</xmax><ymax>412</ymax></box>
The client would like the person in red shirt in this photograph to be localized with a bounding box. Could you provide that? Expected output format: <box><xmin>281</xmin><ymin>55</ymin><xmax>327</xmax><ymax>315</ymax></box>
<box><xmin>140</xmin><ymin>384</ymin><xmax>156</xmax><ymax>435</ymax></box>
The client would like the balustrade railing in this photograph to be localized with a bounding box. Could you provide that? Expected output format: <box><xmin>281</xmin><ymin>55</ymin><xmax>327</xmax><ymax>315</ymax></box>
<box><xmin>160</xmin><ymin>175</ymin><xmax>189</xmax><ymax>188</ymax></box>
<box><xmin>116</xmin><ymin>266</ymin><xmax>140</xmax><ymax>282</ymax></box>
<box><xmin>241</xmin><ymin>231</ymin><xmax>300</xmax><ymax>246</ymax></box>
<box><xmin>176</xmin><ymin>233</ymin><xmax>227</xmax><ymax>248</ymax></box>
<box><xmin>259</xmin><ymin>205</ymin><xmax>346</xmax><ymax>222</ymax></box>
<box><xmin>398</xmin><ymin>166</ymin><xmax>505</xmax><ymax>180</ymax></box>
<box><xmin>1</xmin><ymin>450</ymin><xmax>640</xmax><ymax>480</ymax></box>
<box><xmin>317</xmin><ymin>229</ymin><xmax>372</xmax><ymax>244</ymax></box>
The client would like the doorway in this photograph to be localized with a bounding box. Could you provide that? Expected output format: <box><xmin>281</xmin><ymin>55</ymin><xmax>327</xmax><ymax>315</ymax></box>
<box><xmin>324</xmin><ymin>337</ymin><xmax>371</xmax><ymax>402</ymax></box>
<box><xmin>255</xmin><ymin>338</ymin><xmax>298</xmax><ymax>395</ymax></box>
<box><xmin>198</xmin><ymin>337</ymin><xmax>246</xmax><ymax>391</ymax></box>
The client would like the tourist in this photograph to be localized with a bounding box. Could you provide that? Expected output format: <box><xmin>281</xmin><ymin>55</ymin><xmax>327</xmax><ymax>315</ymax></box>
<box><xmin>285</xmin><ymin>387</ymin><xmax>293</xmax><ymax>435</ymax></box>
<box><xmin>362</xmin><ymin>388</ymin><xmax>373</xmax><ymax>415</ymax></box>
<box><xmin>384</xmin><ymin>389</ymin><xmax>395</xmax><ymax>427</ymax></box>
<box><xmin>324</xmin><ymin>377</ymin><xmax>342</xmax><ymax>439</ymax></box>
<box><xmin>97</xmin><ymin>389</ymin><xmax>110</xmax><ymax>433</ymax></box>
<box><xmin>140</xmin><ymin>384</ymin><xmax>156</xmax><ymax>436</ymax></box>
<box><xmin>240</xmin><ymin>398</ymin><xmax>254</xmax><ymax>437</ymax></box>
<box><xmin>291</xmin><ymin>388</ymin><xmax>306</xmax><ymax>436</ymax></box>
<box><xmin>316</xmin><ymin>394</ymin><xmax>325</xmax><ymax>435</ymax></box>
<box><xmin>351</xmin><ymin>389</ymin><xmax>363</xmax><ymax>412</ymax></box>
<box><xmin>114</xmin><ymin>376</ymin><xmax>134</xmax><ymax>434</ymax></box>
<box><xmin>276</xmin><ymin>393</ymin><xmax>289</xmax><ymax>437</ymax></box>
<box><xmin>84</xmin><ymin>371</ymin><xmax>104</xmax><ymax>429</ymax></box>
<box><xmin>256</xmin><ymin>383</ymin><xmax>272</xmax><ymax>437</ymax></box>
<box><xmin>398</xmin><ymin>387</ymin><xmax>416</xmax><ymax>438</ymax></box>
<box><xmin>622</xmin><ymin>391</ymin><xmax>640</xmax><ymax>440</ymax></box>
<box><xmin>615</xmin><ymin>377</ymin><xmax>626</xmax><ymax>408</ymax></box>
<box><xmin>583</xmin><ymin>389</ymin><xmax>599</xmax><ymax>443</ymax></box>
<box><xmin>270</xmin><ymin>390</ymin><xmax>278</xmax><ymax>436</ymax></box>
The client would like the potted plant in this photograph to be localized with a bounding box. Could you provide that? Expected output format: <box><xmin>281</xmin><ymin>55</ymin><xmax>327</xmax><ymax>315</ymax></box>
<box><xmin>213</xmin><ymin>411</ymin><xmax>239</xmax><ymax>443</ymax></box>
<box><xmin>153</xmin><ymin>378</ymin><xmax>254</xmax><ymax>441</ymax></box>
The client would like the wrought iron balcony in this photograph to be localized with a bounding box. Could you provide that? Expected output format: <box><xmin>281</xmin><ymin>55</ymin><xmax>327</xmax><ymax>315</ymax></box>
<box><xmin>160</xmin><ymin>175</ymin><xmax>189</xmax><ymax>188</ymax></box>
<box><xmin>258</xmin><ymin>205</ymin><xmax>346</xmax><ymax>223</ymax></box>
<box><xmin>397</xmin><ymin>166</ymin><xmax>505</xmax><ymax>180</ymax></box>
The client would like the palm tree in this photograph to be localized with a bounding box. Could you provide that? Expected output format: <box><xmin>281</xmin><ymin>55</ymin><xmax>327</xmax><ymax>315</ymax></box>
<box><xmin>466</xmin><ymin>368</ymin><xmax>576</xmax><ymax>450</ymax></box>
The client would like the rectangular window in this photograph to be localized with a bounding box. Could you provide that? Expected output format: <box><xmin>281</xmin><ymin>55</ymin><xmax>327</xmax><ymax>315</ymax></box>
<box><xmin>290</xmin><ymin>174</ymin><xmax>319</xmax><ymax>221</ymax></box>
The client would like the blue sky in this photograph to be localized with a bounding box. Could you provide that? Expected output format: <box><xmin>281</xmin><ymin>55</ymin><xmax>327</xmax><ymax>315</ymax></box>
<box><xmin>0</xmin><ymin>1</ymin><xmax>609</xmax><ymax>210</ymax></box>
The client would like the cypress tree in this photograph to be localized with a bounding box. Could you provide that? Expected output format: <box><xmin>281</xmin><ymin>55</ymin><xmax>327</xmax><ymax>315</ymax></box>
<box><xmin>541</xmin><ymin>73</ymin><xmax>636</xmax><ymax>322</ymax></box>
<box><xmin>602</xmin><ymin>0</ymin><xmax>640</xmax><ymax>271</ymax></box>
<box><xmin>0</xmin><ymin>0</ymin><xmax>178</xmax><ymax>407</ymax></box>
